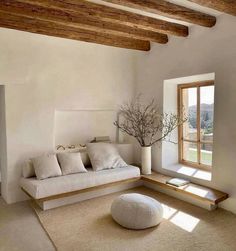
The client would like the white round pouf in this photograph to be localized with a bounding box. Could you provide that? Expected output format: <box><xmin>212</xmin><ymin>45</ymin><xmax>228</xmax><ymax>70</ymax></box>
<box><xmin>111</xmin><ymin>193</ymin><xmax>163</xmax><ymax>230</ymax></box>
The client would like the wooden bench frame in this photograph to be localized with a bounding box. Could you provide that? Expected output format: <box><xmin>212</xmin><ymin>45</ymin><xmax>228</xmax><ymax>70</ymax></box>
<box><xmin>142</xmin><ymin>174</ymin><xmax>228</xmax><ymax>205</ymax></box>
<box><xmin>21</xmin><ymin>172</ymin><xmax>228</xmax><ymax>206</ymax></box>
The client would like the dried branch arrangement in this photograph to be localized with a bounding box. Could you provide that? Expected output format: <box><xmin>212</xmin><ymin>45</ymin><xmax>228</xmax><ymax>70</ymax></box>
<box><xmin>114</xmin><ymin>96</ymin><xmax>187</xmax><ymax>147</ymax></box>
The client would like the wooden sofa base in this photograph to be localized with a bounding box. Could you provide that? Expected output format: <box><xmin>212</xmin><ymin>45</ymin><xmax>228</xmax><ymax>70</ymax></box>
<box><xmin>36</xmin><ymin>180</ymin><xmax>143</xmax><ymax>210</ymax></box>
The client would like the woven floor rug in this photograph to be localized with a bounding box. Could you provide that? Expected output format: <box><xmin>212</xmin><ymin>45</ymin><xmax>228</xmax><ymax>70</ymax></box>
<box><xmin>32</xmin><ymin>186</ymin><xmax>236</xmax><ymax>251</ymax></box>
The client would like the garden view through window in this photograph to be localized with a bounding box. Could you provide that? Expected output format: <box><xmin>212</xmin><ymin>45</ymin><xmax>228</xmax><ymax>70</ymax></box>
<box><xmin>178</xmin><ymin>81</ymin><xmax>214</xmax><ymax>169</ymax></box>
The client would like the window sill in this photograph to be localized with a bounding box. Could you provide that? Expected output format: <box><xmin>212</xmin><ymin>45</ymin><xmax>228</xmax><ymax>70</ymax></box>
<box><xmin>162</xmin><ymin>164</ymin><xmax>212</xmax><ymax>181</ymax></box>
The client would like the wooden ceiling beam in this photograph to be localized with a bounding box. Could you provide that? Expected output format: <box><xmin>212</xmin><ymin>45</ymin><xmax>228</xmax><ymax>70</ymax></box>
<box><xmin>188</xmin><ymin>0</ymin><xmax>236</xmax><ymax>16</ymax></box>
<box><xmin>0</xmin><ymin>0</ymin><xmax>167</xmax><ymax>44</ymax></box>
<box><xmin>18</xmin><ymin>0</ymin><xmax>188</xmax><ymax>37</ymax></box>
<box><xmin>0</xmin><ymin>11</ymin><xmax>150</xmax><ymax>51</ymax></box>
<box><xmin>103</xmin><ymin>0</ymin><xmax>217</xmax><ymax>27</ymax></box>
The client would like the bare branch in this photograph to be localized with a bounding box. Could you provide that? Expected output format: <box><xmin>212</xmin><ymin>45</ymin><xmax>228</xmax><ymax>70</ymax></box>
<box><xmin>114</xmin><ymin>94</ymin><xmax>188</xmax><ymax>147</ymax></box>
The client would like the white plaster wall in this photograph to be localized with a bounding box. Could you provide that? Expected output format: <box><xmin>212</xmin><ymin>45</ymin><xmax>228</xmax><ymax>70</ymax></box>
<box><xmin>54</xmin><ymin>110</ymin><xmax>118</xmax><ymax>146</ymax></box>
<box><xmin>0</xmin><ymin>28</ymin><xmax>140</xmax><ymax>203</ymax></box>
<box><xmin>134</xmin><ymin>14</ymin><xmax>236</xmax><ymax>213</ymax></box>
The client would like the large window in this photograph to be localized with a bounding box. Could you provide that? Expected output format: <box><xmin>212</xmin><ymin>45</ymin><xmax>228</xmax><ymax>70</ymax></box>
<box><xmin>178</xmin><ymin>81</ymin><xmax>214</xmax><ymax>170</ymax></box>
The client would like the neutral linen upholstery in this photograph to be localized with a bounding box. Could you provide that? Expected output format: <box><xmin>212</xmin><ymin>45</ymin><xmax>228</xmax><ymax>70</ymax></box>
<box><xmin>87</xmin><ymin>143</ymin><xmax>127</xmax><ymax>171</ymax></box>
<box><xmin>22</xmin><ymin>160</ymin><xmax>35</xmax><ymax>178</ymax></box>
<box><xmin>57</xmin><ymin>152</ymin><xmax>87</xmax><ymax>175</ymax></box>
<box><xmin>80</xmin><ymin>150</ymin><xmax>91</xmax><ymax>167</ymax></box>
<box><xmin>20</xmin><ymin>166</ymin><xmax>140</xmax><ymax>199</ymax></box>
<box><xmin>111</xmin><ymin>193</ymin><xmax>163</xmax><ymax>229</ymax></box>
<box><xmin>56</xmin><ymin>148</ymin><xmax>91</xmax><ymax>167</ymax></box>
<box><xmin>32</xmin><ymin>154</ymin><xmax>62</xmax><ymax>180</ymax></box>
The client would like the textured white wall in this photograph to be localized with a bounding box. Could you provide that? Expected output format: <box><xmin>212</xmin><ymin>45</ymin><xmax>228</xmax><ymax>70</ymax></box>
<box><xmin>134</xmin><ymin>14</ymin><xmax>236</xmax><ymax>213</ymax></box>
<box><xmin>1</xmin><ymin>14</ymin><xmax>236</xmax><ymax>214</ymax></box>
<box><xmin>54</xmin><ymin>110</ymin><xmax>118</xmax><ymax>146</ymax></box>
<box><xmin>0</xmin><ymin>28</ymin><xmax>140</xmax><ymax>203</ymax></box>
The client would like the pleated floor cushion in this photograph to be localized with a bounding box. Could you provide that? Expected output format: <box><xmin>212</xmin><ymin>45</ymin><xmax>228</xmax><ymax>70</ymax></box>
<box><xmin>111</xmin><ymin>193</ymin><xmax>163</xmax><ymax>230</ymax></box>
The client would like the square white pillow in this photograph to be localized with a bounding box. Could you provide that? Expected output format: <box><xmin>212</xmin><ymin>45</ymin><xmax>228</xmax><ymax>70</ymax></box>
<box><xmin>32</xmin><ymin>154</ymin><xmax>62</xmax><ymax>180</ymax></box>
<box><xmin>57</xmin><ymin>152</ymin><xmax>88</xmax><ymax>175</ymax></box>
<box><xmin>55</xmin><ymin>149</ymin><xmax>91</xmax><ymax>167</ymax></box>
<box><xmin>22</xmin><ymin>160</ymin><xmax>35</xmax><ymax>178</ymax></box>
<box><xmin>86</xmin><ymin>143</ymin><xmax>128</xmax><ymax>171</ymax></box>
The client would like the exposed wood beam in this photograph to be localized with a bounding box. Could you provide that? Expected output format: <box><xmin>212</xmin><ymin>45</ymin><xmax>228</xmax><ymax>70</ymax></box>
<box><xmin>103</xmin><ymin>0</ymin><xmax>217</xmax><ymax>27</ymax></box>
<box><xmin>0</xmin><ymin>0</ymin><xmax>167</xmax><ymax>44</ymax></box>
<box><xmin>188</xmin><ymin>0</ymin><xmax>236</xmax><ymax>16</ymax></box>
<box><xmin>18</xmin><ymin>0</ymin><xmax>188</xmax><ymax>37</ymax></box>
<box><xmin>0</xmin><ymin>12</ymin><xmax>150</xmax><ymax>51</ymax></box>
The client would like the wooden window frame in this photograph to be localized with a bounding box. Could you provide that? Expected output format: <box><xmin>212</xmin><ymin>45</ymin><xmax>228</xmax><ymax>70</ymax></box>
<box><xmin>178</xmin><ymin>80</ymin><xmax>214</xmax><ymax>170</ymax></box>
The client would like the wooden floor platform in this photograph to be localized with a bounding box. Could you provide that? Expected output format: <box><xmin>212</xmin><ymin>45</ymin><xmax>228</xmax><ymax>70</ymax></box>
<box><xmin>142</xmin><ymin>172</ymin><xmax>228</xmax><ymax>205</ymax></box>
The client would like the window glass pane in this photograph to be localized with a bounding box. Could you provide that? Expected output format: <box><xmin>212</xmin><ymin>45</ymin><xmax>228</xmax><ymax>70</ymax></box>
<box><xmin>201</xmin><ymin>143</ymin><xmax>213</xmax><ymax>166</ymax></box>
<box><xmin>200</xmin><ymin>85</ymin><xmax>214</xmax><ymax>141</ymax></box>
<box><xmin>183</xmin><ymin>141</ymin><xmax>198</xmax><ymax>163</ymax></box>
<box><xmin>182</xmin><ymin>88</ymin><xmax>197</xmax><ymax>140</ymax></box>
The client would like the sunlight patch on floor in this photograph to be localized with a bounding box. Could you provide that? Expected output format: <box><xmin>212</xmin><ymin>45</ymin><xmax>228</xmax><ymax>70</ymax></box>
<box><xmin>162</xmin><ymin>203</ymin><xmax>200</xmax><ymax>232</ymax></box>
<box><xmin>162</xmin><ymin>204</ymin><xmax>177</xmax><ymax>220</ymax></box>
<box><xmin>170</xmin><ymin>211</ymin><xmax>200</xmax><ymax>232</ymax></box>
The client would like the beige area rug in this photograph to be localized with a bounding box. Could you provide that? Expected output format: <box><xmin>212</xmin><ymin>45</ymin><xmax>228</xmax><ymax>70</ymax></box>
<box><xmin>32</xmin><ymin>187</ymin><xmax>236</xmax><ymax>251</ymax></box>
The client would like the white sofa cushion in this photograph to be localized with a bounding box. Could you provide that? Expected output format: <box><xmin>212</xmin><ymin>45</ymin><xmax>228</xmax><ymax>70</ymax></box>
<box><xmin>87</xmin><ymin>143</ymin><xmax>127</xmax><ymax>171</ymax></box>
<box><xmin>57</xmin><ymin>152</ymin><xmax>88</xmax><ymax>175</ymax></box>
<box><xmin>32</xmin><ymin>154</ymin><xmax>62</xmax><ymax>180</ymax></box>
<box><xmin>20</xmin><ymin>165</ymin><xmax>140</xmax><ymax>199</ymax></box>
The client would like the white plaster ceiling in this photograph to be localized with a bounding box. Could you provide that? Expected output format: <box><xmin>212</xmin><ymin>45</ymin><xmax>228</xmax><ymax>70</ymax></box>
<box><xmin>89</xmin><ymin>0</ymin><xmax>222</xmax><ymax>26</ymax></box>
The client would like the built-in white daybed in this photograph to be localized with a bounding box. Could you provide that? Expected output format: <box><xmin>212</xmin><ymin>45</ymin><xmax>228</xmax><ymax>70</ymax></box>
<box><xmin>21</xmin><ymin>166</ymin><xmax>140</xmax><ymax>200</ymax></box>
<box><xmin>20</xmin><ymin>144</ymin><xmax>141</xmax><ymax>210</ymax></box>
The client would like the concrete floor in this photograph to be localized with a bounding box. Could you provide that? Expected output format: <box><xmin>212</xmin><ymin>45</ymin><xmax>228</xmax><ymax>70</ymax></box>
<box><xmin>0</xmin><ymin>197</ymin><xmax>54</xmax><ymax>251</ymax></box>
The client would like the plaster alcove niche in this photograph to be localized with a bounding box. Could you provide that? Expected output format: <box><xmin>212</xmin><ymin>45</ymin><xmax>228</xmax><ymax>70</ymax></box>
<box><xmin>53</xmin><ymin>109</ymin><xmax>134</xmax><ymax>164</ymax></box>
<box><xmin>54</xmin><ymin>109</ymin><xmax>118</xmax><ymax>147</ymax></box>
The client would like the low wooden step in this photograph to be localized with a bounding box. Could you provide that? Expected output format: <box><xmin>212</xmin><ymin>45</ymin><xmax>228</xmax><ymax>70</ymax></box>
<box><xmin>142</xmin><ymin>172</ymin><xmax>228</xmax><ymax>205</ymax></box>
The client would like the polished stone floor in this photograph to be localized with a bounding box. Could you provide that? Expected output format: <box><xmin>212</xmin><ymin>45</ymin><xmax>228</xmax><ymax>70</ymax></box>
<box><xmin>0</xmin><ymin>197</ymin><xmax>54</xmax><ymax>251</ymax></box>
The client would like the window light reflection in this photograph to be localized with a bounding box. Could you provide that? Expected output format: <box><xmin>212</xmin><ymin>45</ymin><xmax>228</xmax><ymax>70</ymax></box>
<box><xmin>177</xmin><ymin>166</ymin><xmax>196</xmax><ymax>176</ymax></box>
<box><xmin>184</xmin><ymin>185</ymin><xmax>208</xmax><ymax>197</ymax></box>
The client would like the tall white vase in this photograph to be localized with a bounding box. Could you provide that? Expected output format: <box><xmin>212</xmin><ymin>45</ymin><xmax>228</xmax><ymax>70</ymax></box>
<box><xmin>141</xmin><ymin>146</ymin><xmax>152</xmax><ymax>175</ymax></box>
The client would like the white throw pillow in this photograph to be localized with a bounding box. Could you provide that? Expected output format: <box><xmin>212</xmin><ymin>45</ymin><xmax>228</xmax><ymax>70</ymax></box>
<box><xmin>57</xmin><ymin>152</ymin><xmax>88</xmax><ymax>175</ymax></box>
<box><xmin>22</xmin><ymin>160</ymin><xmax>35</xmax><ymax>178</ymax></box>
<box><xmin>86</xmin><ymin>143</ymin><xmax>128</xmax><ymax>171</ymax></box>
<box><xmin>55</xmin><ymin>148</ymin><xmax>91</xmax><ymax>167</ymax></box>
<box><xmin>32</xmin><ymin>154</ymin><xmax>62</xmax><ymax>180</ymax></box>
<box><xmin>79</xmin><ymin>150</ymin><xmax>91</xmax><ymax>167</ymax></box>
